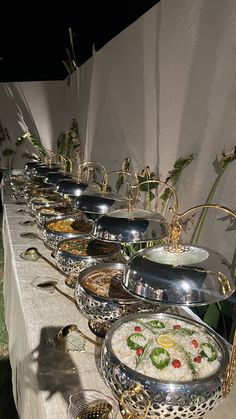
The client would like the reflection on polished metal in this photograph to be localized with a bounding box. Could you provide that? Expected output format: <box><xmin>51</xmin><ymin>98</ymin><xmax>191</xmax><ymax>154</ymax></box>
<box><xmin>43</xmin><ymin>171</ymin><xmax>72</xmax><ymax>185</ymax></box>
<box><xmin>72</xmin><ymin>170</ymin><xmax>135</xmax><ymax>215</ymax></box>
<box><xmin>31</xmin><ymin>164</ymin><xmax>60</xmax><ymax>178</ymax></box>
<box><xmin>54</xmin><ymin>179</ymin><xmax>99</xmax><ymax>197</ymax></box>
<box><xmin>92</xmin><ymin>208</ymin><xmax>169</xmax><ymax>243</ymax></box>
<box><xmin>24</xmin><ymin>161</ymin><xmax>43</xmax><ymax>176</ymax></box>
<box><xmin>73</xmin><ymin>193</ymin><xmax>127</xmax><ymax>215</ymax></box>
<box><xmin>91</xmin><ymin>178</ymin><xmax>178</xmax><ymax>243</ymax></box>
<box><xmin>123</xmin><ymin>245</ymin><xmax>235</xmax><ymax>305</ymax></box>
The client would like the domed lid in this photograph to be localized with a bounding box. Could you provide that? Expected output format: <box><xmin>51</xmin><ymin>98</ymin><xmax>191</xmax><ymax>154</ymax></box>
<box><xmin>44</xmin><ymin>171</ymin><xmax>72</xmax><ymax>185</ymax></box>
<box><xmin>31</xmin><ymin>165</ymin><xmax>60</xmax><ymax>177</ymax></box>
<box><xmin>72</xmin><ymin>193</ymin><xmax>127</xmax><ymax>214</ymax></box>
<box><xmin>92</xmin><ymin>209</ymin><xmax>169</xmax><ymax>243</ymax></box>
<box><xmin>24</xmin><ymin>161</ymin><xmax>43</xmax><ymax>171</ymax></box>
<box><xmin>54</xmin><ymin>179</ymin><xmax>100</xmax><ymax>197</ymax></box>
<box><xmin>123</xmin><ymin>245</ymin><xmax>235</xmax><ymax>305</ymax></box>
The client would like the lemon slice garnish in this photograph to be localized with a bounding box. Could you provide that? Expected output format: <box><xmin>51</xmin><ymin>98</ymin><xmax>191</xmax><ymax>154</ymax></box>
<box><xmin>157</xmin><ymin>334</ymin><xmax>175</xmax><ymax>348</ymax></box>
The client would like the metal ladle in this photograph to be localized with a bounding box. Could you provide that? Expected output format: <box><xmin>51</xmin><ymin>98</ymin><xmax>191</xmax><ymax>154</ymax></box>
<box><xmin>20</xmin><ymin>246</ymin><xmax>65</xmax><ymax>275</ymax></box>
<box><xmin>77</xmin><ymin>399</ymin><xmax>113</xmax><ymax>419</ymax></box>
<box><xmin>21</xmin><ymin>247</ymin><xmax>101</xmax><ymax>346</ymax></box>
<box><xmin>20</xmin><ymin>232</ymin><xmax>43</xmax><ymax>240</ymax></box>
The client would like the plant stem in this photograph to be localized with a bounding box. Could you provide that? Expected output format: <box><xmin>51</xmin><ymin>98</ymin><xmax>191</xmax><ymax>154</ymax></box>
<box><xmin>191</xmin><ymin>164</ymin><xmax>228</xmax><ymax>244</ymax></box>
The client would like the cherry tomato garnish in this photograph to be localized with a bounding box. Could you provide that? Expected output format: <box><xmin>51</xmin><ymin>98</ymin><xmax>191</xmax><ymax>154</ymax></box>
<box><xmin>192</xmin><ymin>339</ymin><xmax>198</xmax><ymax>348</ymax></box>
<box><xmin>136</xmin><ymin>347</ymin><xmax>144</xmax><ymax>357</ymax></box>
<box><xmin>134</xmin><ymin>326</ymin><xmax>141</xmax><ymax>332</ymax></box>
<box><xmin>172</xmin><ymin>359</ymin><xmax>181</xmax><ymax>368</ymax></box>
<box><xmin>194</xmin><ymin>356</ymin><xmax>202</xmax><ymax>363</ymax></box>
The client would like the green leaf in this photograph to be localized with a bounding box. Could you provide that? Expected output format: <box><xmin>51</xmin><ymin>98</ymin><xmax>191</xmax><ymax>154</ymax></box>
<box><xmin>203</xmin><ymin>304</ymin><xmax>220</xmax><ymax>329</ymax></box>
<box><xmin>2</xmin><ymin>148</ymin><xmax>15</xmax><ymax>157</ymax></box>
<box><xmin>21</xmin><ymin>133</ymin><xmax>46</xmax><ymax>157</ymax></box>
<box><xmin>137</xmin><ymin>175</ymin><xmax>158</xmax><ymax>192</ymax></box>
<box><xmin>161</xmin><ymin>154</ymin><xmax>195</xmax><ymax>203</ymax></box>
<box><xmin>116</xmin><ymin>174</ymin><xmax>124</xmax><ymax>194</ymax></box>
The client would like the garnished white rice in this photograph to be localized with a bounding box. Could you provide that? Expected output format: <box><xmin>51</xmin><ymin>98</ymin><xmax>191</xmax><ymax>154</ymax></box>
<box><xmin>111</xmin><ymin>317</ymin><xmax>221</xmax><ymax>382</ymax></box>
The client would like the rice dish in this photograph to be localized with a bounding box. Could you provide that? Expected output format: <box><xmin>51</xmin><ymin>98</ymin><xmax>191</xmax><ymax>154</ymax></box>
<box><xmin>112</xmin><ymin>317</ymin><xmax>221</xmax><ymax>382</ymax></box>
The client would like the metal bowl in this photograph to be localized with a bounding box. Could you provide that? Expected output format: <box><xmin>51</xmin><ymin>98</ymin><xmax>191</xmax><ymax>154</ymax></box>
<box><xmin>92</xmin><ymin>209</ymin><xmax>169</xmax><ymax>243</ymax></box>
<box><xmin>43</xmin><ymin>171</ymin><xmax>72</xmax><ymax>185</ymax></box>
<box><xmin>35</xmin><ymin>204</ymin><xmax>82</xmax><ymax>228</ymax></box>
<box><xmin>55</xmin><ymin>239</ymin><xmax>122</xmax><ymax>277</ymax></box>
<box><xmin>27</xmin><ymin>194</ymin><xmax>65</xmax><ymax>216</ymax></box>
<box><xmin>101</xmin><ymin>312</ymin><xmax>229</xmax><ymax>419</ymax></box>
<box><xmin>24</xmin><ymin>186</ymin><xmax>55</xmax><ymax>201</ymax></box>
<box><xmin>43</xmin><ymin>216</ymin><xmax>93</xmax><ymax>250</ymax></box>
<box><xmin>123</xmin><ymin>245</ymin><xmax>235</xmax><ymax>306</ymax></box>
<box><xmin>72</xmin><ymin>193</ymin><xmax>128</xmax><ymax>215</ymax></box>
<box><xmin>75</xmin><ymin>263</ymin><xmax>159</xmax><ymax>326</ymax></box>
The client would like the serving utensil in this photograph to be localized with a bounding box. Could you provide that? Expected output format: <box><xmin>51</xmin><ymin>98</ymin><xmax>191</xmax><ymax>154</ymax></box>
<box><xmin>77</xmin><ymin>399</ymin><xmax>112</xmax><ymax>418</ymax></box>
<box><xmin>20</xmin><ymin>232</ymin><xmax>43</xmax><ymax>240</ymax></box>
<box><xmin>68</xmin><ymin>391</ymin><xmax>118</xmax><ymax>419</ymax></box>
<box><xmin>19</xmin><ymin>220</ymin><xmax>36</xmax><ymax>226</ymax></box>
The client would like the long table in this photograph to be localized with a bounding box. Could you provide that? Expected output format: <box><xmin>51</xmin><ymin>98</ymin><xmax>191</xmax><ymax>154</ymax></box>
<box><xmin>2</xmin><ymin>195</ymin><xmax>236</xmax><ymax>418</ymax></box>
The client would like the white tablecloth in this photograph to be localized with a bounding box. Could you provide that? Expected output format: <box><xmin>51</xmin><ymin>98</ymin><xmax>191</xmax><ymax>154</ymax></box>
<box><xmin>2</xmin><ymin>196</ymin><xmax>236</xmax><ymax>418</ymax></box>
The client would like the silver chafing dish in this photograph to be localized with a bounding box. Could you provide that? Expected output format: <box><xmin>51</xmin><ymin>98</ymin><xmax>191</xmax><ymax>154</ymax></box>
<box><xmin>72</xmin><ymin>193</ymin><xmax>128</xmax><ymax>215</ymax></box>
<box><xmin>123</xmin><ymin>245</ymin><xmax>235</xmax><ymax>305</ymax></box>
<box><xmin>54</xmin><ymin>161</ymin><xmax>107</xmax><ymax>198</ymax></box>
<box><xmin>24</xmin><ymin>161</ymin><xmax>44</xmax><ymax>176</ymax></box>
<box><xmin>24</xmin><ymin>186</ymin><xmax>55</xmax><ymax>201</ymax></box>
<box><xmin>55</xmin><ymin>239</ymin><xmax>122</xmax><ymax>277</ymax></box>
<box><xmin>75</xmin><ymin>263</ymin><xmax>159</xmax><ymax>334</ymax></box>
<box><xmin>101</xmin><ymin>311</ymin><xmax>229</xmax><ymax>419</ymax></box>
<box><xmin>30</xmin><ymin>164</ymin><xmax>60</xmax><ymax>179</ymax></box>
<box><xmin>72</xmin><ymin>170</ymin><xmax>135</xmax><ymax>216</ymax></box>
<box><xmin>92</xmin><ymin>208</ymin><xmax>169</xmax><ymax>243</ymax></box>
<box><xmin>35</xmin><ymin>204</ymin><xmax>81</xmax><ymax>228</ymax></box>
<box><xmin>54</xmin><ymin>178</ymin><xmax>100</xmax><ymax>197</ymax></box>
<box><xmin>99</xmin><ymin>203</ymin><xmax>236</xmax><ymax>418</ymax></box>
<box><xmin>42</xmin><ymin>216</ymin><xmax>93</xmax><ymax>250</ymax></box>
<box><xmin>27</xmin><ymin>194</ymin><xmax>65</xmax><ymax>216</ymax></box>
<box><xmin>43</xmin><ymin>171</ymin><xmax>72</xmax><ymax>185</ymax></box>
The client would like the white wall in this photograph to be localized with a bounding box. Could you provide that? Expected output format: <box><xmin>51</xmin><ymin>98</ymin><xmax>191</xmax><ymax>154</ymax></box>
<box><xmin>0</xmin><ymin>0</ymin><xmax>235</xmax><ymax>262</ymax></box>
<box><xmin>0</xmin><ymin>80</ymin><xmax>65</xmax><ymax>167</ymax></box>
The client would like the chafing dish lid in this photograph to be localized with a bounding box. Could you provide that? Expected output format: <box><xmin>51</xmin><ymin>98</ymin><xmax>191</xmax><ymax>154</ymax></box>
<box><xmin>123</xmin><ymin>245</ymin><xmax>235</xmax><ymax>305</ymax></box>
<box><xmin>72</xmin><ymin>193</ymin><xmax>127</xmax><ymax>214</ymax></box>
<box><xmin>92</xmin><ymin>209</ymin><xmax>169</xmax><ymax>243</ymax></box>
<box><xmin>54</xmin><ymin>179</ymin><xmax>99</xmax><ymax>197</ymax></box>
<box><xmin>44</xmin><ymin>171</ymin><xmax>72</xmax><ymax>185</ymax></box>
<box><xmin>31</xmin><ymin>165</ymin><xmax>60</xmax><ymax>177</ymax></box>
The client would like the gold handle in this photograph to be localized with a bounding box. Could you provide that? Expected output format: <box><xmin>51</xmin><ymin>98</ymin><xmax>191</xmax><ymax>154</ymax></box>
<box><xmin>171</xmin><ymin>203</ymin><xmax>236</xmax><ymax>220</ymax></box>
<box><xmin>120</xmin><ymin>384</ymin><xmax>150</xmax><ymax>418</ymax></box>
<box><xmin>129</xmin><ymin>179</ymin><xmax>179</xmax><ymax>213</ymax></box>
<box><xmin>103</xmin><ymin>170</ymin><xmax>136</xmax><ymax>195</ymax></box>
<box><xmin>78</xmin><ymin>161</ymin><xmax>108</xmax><ymax>190</ymax></box>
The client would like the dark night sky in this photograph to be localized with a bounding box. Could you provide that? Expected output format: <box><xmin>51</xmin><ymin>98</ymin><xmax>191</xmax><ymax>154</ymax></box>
<box><xmin>0</xmin><ymin>1</ymin><xmax>160</xmax><ymax>82</ymax></box>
